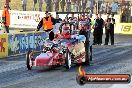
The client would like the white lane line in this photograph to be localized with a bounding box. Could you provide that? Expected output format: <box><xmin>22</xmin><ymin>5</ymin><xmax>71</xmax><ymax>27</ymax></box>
<box><xmin>0</xmin><ymin>61</ymin><xmax>25</xmax><ymax>73</ymax></box>
<box><xmin>93</xmin><ymin>49</ymin><xmax>132</xmax><ymax>66</ymax></box>
<box><xmin>115</xmin><ymin>43</ymin><xmax>132</xmax><ymax>46</ymax></box>
<box><xmin>115</xmin><ymin>50</ymin><xmax>131</xmax><ymax>55</ymax></box>
<box><xmin>93</xmin><ymin>45</ymin><xmax>129</xmax><ymax>55</ymax></box>
<box><xmin>0</xmin><ymin>43</ymin><xmax>131</xmax><ymax>74</ymax></box>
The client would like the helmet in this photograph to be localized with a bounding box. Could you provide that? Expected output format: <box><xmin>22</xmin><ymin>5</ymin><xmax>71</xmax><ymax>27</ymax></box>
<box><xmin>62</xmin><ymin>26</ymin><xmax>70</xmax><ymax>35</ymax></box>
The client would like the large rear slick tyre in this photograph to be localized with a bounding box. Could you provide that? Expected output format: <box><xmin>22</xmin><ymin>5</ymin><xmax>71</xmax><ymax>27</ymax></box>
<box><xmin>26</xmin><ymin>50</ymin><xmax>33</xmax><ymax>70</ymax></box>
<box><xmin>82</xmin><ymin>31</ymin><xmax>90</xmax><ymax>66</ymax></box>
<box><xmin>65</xmin><ymin>50</ymin><xmax>72</xmax><ymax>70</ymax></box>
<box><xmin>90</xmin><ymin>45</ymin><xmax>92</xmax><ymax>61</ymax></box>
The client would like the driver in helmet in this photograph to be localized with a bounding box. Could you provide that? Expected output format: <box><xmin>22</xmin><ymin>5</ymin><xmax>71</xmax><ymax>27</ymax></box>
<box><xmin>53</xmin><ymin>26</ymin><xmax>70</xmax><ymax>39</ymax></box>
<box><xmin>62</xmin><ymin>26</ymin><xmax>70</xmax><ymax>35</ymax></box>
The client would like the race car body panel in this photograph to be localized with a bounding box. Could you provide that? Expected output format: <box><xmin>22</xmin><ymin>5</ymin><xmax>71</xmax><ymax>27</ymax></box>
<box><xmin>35</xmin><ymin>53</ymin><xmax>54</xmax><ymax>66</ymax></box>
<box><xmin>26</xmin><ymin>20</ymin><xmax>92</xmax><ymax>70</ymax></box>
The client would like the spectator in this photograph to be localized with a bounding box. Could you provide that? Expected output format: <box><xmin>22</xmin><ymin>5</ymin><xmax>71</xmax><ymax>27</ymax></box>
<box><xmin>86</xmin><ymin>0</ymin><xmax>91</xmax><ymax>12</ymax></box>
<box><xmin>97</xmin><ymin>14</ymin><xmax>104</xmax><ymax>45</ymax></box>
<box><xmin>106</xmin><ymin>2</ymin><xmax>111</xmax><ymax>14</ymax></box>
<box><xmin>121</xmin><ymin>9</ymin><xmax>126</xmax><ymax>22</ymax></box>
<box><xmin>45</xmin><ymin>0</ymin><xmax>52</xmax><ymax>12</ymax></box>
<box><xmin>69</xmin><ymin>13</ymin><xmax>77</xmax><ymax>21</ymax></box>
<box><xmin>98</xmin><ymin>0</ymin><xmax>102</xmax><ymax>13</ymax></box>
<box><xmin>2</xmin><ymin>5</ymin><xmax>10</xmax><ymax>33</ymax></box>
<box><xmin>55</xmin><ymin>14</ymin><xmax>62</xmax><ymax>23</ymax></box>
<box><xmin>66</xmin><ymin>0</ymin><xmax>71</xmax><ymax>12</ymax></box>
<box><xmin>21</xmin><ymin>0</ymin><xmax>27</xmax><ymax>11</ymax></box>
<box><xmin>105</xmin><ymin>14</ymin><xmax>110</xmax><ymax>33</ymax></box>
<box><xmin>38</xmin><ymin>0</ymin><xmax>43</xmax><ymax>11</ymax></box>
<box><xmin>100</xmin><ymin>1</ymin><xmax>106</xmax><ymax>14</ymax></box>
<box><xmin>104</xmin><ymin>15</ymin><xmax>115</xmax><ymax>45</ymax></box>
<box><xmin>111</xmin><ymin>1</ymin><xmax>119</xmax><ymax>16</ymax></box>
<box><xmin>86</xmin><ymin>14</ymin><xmax>92</xmax><ymax>38</ymax></box>
<box><xmin>53</xmin><ymin>0</ymin><xmax>59</xmax><ymax>12</ymax></box>
<box><xmin>60</xmin><ymin>0</ymin><xmax>65</xmax><ymax>12</ymax></box>
<box><xmin>81</xmin><ymin>0</ymin><xmax>87</xmax><ymax>12</ymax></box>
<box><xmin>33</xmin><ymin>0</ymin><xmax>37</xmax><ymax>11</ymax></box>
<box><xmin>90</xmin><ymin>0</ymin><xmax>95</xmax><ymax>13</ymax></box>
<box><xmin>93</xmin><ymin>14</ymin><xmax>104</xmax><ymax>45</ymax></box>
<box><xmin>94</xmin><ymin>2</ymin><xmax>98</xmax><ymax>14</ymax></box>
<box><xmin>74</xmin><ymin>1</ymin><xmax>79</xmax><ymax>12</ymax></box>
<box><xmin>78</xmin><ymin>0</ymin><xmax>81</xmax><ymax>12</ymax></box>
<box><xmin>4</xmin><ymin>0</ymin><xmax>11</xmax><ymax>9</ymax></box>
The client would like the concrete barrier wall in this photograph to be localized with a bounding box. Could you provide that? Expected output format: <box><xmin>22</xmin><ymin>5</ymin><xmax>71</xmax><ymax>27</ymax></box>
<box><xmin>0</xmin><ymin>31</ymin><xmax>48</xmax><ymax>58</ymax></box>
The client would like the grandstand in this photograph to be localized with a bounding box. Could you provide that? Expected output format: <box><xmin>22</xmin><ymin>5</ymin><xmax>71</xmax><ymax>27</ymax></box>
<box><xmin>0</xmin><ymin>0</ymin><xmax>131</xmax><ymax>13</ymax></box>
<box><xmin>0</xmin><ymin>0</ymin><xmax>46</xmax><ymax>11</ymax></box>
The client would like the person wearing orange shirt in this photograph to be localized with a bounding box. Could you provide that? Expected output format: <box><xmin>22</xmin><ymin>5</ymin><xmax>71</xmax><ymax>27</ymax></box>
<box><xmin>37</xmin><ymin>11</ymin><xmax>56</xmax><ymax>32</ymax></box>
<box><xmin>2</xmin><ymin>5</ymin><xmax>10</xmax><ymax>33</ymax></box>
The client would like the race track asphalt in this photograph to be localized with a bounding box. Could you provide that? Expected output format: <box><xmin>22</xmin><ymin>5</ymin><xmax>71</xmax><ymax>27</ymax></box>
<box><xmin>0</xmin><ymin>34</ymin><xmax>132</xmax><ymax>88</ymax></box>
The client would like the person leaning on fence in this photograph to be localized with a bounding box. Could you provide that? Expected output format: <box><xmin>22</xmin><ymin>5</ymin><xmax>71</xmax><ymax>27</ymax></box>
<box><xmin>36</xmin><ymin>11</ymin><xmax>56</xmax><ymax>32</ymax></box>
<box><xmin>2</xmin><ymin>5</ymin><xmax>10</xmax><ymax>33</ymax></box>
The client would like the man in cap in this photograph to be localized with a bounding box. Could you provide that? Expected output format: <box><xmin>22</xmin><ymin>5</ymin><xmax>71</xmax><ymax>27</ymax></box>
<box><xmin>37</xmin><ymin>11</ymin><xmax>56</xmax><ymax>32</ymax></box>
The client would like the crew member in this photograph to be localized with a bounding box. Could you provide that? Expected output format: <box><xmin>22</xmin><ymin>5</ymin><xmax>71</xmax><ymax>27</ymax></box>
<box><xmin>98</xmin><ymin>14</ymin><xmax>104</xmax><ymax>45</ymax></box>
<box><xmin>104</xmin><ymin>15</ymin><xmax>115</xmax><ymax>45</ymax></box>
<box><xmin>93</xmin><ymin>14</ymin><xmax>104</xmax><ymax>45</ymax></box>
<box><xmin>55</xmin><ymin>14</ymin><xmax>62</xmax><ymax>23</ymax></box>
<box><xmin>79</xmin><ymin>14</ymin><xmax>85</xmax><ymax>21</ymax></box>
<box><xmin>93</xmin><ymin>14</ymin><xmax>99</xmax><ymax>45</ymax></box>
<box><xmin>85</xmin><ymin>14</ymin><xmax>92</xmax><ymax>38</ymax></box>
<box><xmin>37</xmin><ymin>11</ymin><xmax>56</xmax><ymax>32</ymax></box>
<box><xmin>2</xmin><ymin>4</ymin><xmax>10</xmax><ymax>33</ymax></box>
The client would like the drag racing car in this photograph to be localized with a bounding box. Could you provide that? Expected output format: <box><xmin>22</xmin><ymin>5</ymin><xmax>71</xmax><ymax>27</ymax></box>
<box><xmin>26</xmin><ymin>17</ymin><xmax>92</xmax><ymax>70</ymax></box>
